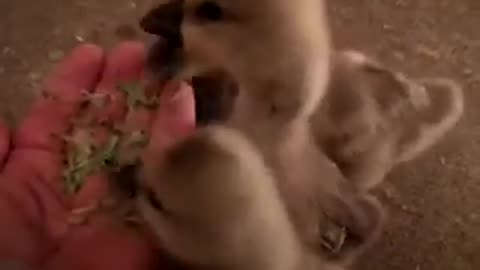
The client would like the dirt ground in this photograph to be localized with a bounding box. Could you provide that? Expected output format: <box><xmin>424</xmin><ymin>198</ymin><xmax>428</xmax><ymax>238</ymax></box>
<box><xmin>0</xmin><ymin>0</ymin><xmax>479</xmax><ymax>269</ymax></box>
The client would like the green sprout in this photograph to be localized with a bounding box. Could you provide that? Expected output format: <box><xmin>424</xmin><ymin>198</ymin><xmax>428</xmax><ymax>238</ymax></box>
<box><xmin>118</xmin><ymin>82</ymin><xmax>159</xmax><ymax>109</ymax></box>
<box><xmin>63</xmin><ymin>134</ymin><xmax>120</xmax><ymax>194</ymax></box>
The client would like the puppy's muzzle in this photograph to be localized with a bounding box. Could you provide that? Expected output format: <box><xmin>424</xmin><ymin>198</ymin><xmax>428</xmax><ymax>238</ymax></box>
<box><xmin>140</xmin><ymin>1</ymin><xmax>239</xmax><ymax>125</ymax></box>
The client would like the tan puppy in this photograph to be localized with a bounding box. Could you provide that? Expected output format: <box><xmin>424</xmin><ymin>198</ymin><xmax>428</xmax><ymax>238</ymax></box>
<box><xmin>311</xmin><ymin>50</ymin><xmax>464</xmax><ymax>190</ymax></box>
<box><xmin>141</xmin><ymin>0</ymin><xmax>331</xmax><ymax>143</ymax></box>
<box><xmin>139</xmin><ymin>0</ymin><xmax>384</xmax><ymax>267</ymax></box>
<box><xmin>143</xmin><ymin>46</ymin><xmax>464</xmax><ymax>193</ymax></box>
<box><xmin>137</xmin><ymin>126</ymin><xmax>344</xmax><ymax>270</ymax></box>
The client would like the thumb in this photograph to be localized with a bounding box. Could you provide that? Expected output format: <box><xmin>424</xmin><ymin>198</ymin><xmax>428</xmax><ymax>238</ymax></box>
<box><xmin>147</xmin><ymin>81</ymin><xmax>196</xmax><ymax>155</ymax></box>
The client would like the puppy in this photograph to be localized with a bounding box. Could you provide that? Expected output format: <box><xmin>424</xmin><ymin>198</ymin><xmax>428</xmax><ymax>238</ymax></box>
<box><xmin>139</xmin><ymin>0</ymin><xmax>384</xmax><ymax>266</ymax></box>
<box><xmin>141</xmin><ymin>0</ymin><xmax>331</xmax><ymax>144</ymax></box>
<box><xmin>145</xmin><ymin>47</ymin><xmax>464</xmax><ymax>193</ymax></box>
<box><xmin>311</xmin><ymin>50</ymin><xmax>464</xmax><ymax>190</ymax></box>
<box><xmin>137</xmin><ymin>126</ymin><xmax>344</xmax><ymax>270</ymax></box>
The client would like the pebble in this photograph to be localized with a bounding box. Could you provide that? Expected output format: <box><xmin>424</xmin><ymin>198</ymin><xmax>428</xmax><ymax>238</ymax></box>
<box><xmin>400</xmin><ymin>204</ymin><xmax>418</xmax><ymax>214</ymax></box>
<box><xmin>439</xmin><ymin>156</ymin><xmax>447</xmax><ymax>166</ymax></box>
<box><xmin>382</xmin><ymin>186</ymin><xmax>396</xmax><ymax>200</ymax></box>
<box><xmin>129</xmin><ymin>1</ymin><xmax>137</xmax><ymax>8</ymax></box>
<box><xmin>469</xmin><ymin>213</ymin><xmax>478</xmax><ymax>221</ymax></box>
<box><xmin>48</xmin><ymin>49</ymin><xmax>65</xmax><ymax>62</ymax></box>
<box><xmin>75</xmin><ymin>35</ymin><xmax>86</xmax><ymax>42</ymax></box>
<box><xmin>28</xmin><ymin>72</ymin><xmax>41</xmax><ymax>81</ymax></box>
<box><xmin>463</xmin><ymin>68</ymin><xmax>473</xmax><ymax>76</ymax></box>
<box><xmin>453</xmin><ymin>216</ymin><xmax>463</xmax><ymax>224</ymax></box>
<box><xmin>393</xmin><ymin>51</ymin><xmax>406</xmax><ymax>61</ymax></box>
<box><xmin>2</xmin><ymin>47</ymin><xmax>14</xmax><ymax>56</ymax></box>
<box><xmin>383</xmin><ymin>24</ymin><xmax>394</xmax><ymax>31</ymax></box>
<box><xmin>416</xmin><ymin>44</ymin><xmax>441</xmax><ymax>60</ymax></box>
<box><xmin>0</xmin><ymin>66</ymin><xmax>5</xmax><ymax>74</ymax></box>
<box><xmin>395</xmin><ymin>0</ymin><xmax>407</xmax><ymax>7</ymax></box>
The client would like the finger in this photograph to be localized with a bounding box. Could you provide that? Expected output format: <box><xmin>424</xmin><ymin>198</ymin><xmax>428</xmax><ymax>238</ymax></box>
<box><xmin>0</xmin><ymin>120</ymin><xmax>11</xmax><ymax>168</ymax></box>
<box><xmin>91</xmin><ymin>41</ymin><xmax>146</xmax><ymax>127</ymax></box>
<box><xmin>15</xmin><ymin>44</ymin><xmax>105</xmax><ymax>153</ymax></box>
<box><xmin>145</xmin><ymin>81</ymin><xmax>196</xmax><ymax>157</ymax></box>
<box><xmin>73</xmin><ymin>82</ymin><xmax>192</xmax><ymax>208</ymax></box>
<box><xmin>73</xmin><ymin>82</ymin><xmax>187</xmax><ymax>208</ymax></box>
<box><xmin>76</xmin><ymin>108</ymin><xmax>154</xmax><ymax>210</ymax></box>
<box><xmin>73</xmin><ymin>42</ymin><xmax>146</xmax><ymax>207</ymax></box>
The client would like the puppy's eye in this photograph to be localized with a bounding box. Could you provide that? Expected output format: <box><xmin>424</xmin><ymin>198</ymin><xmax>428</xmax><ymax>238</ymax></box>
<box><xmin>194</xmin><ymin>1</ymin><xmax>223</xmax><ymax>22</ymax></box>
<box><xmin>145</xmin><ymin>189</ymin><xmax>165</xmax><ymax>212</ymax></box>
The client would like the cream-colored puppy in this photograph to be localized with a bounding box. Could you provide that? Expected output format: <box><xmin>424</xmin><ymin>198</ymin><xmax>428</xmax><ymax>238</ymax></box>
<box><xmin>311</xmin><ymin>50</ymin><xmax>464</xmax><ymax>190</ymax></box>
<box><xmin>139</xmin><ymin>0</ymin><xmax>384</xmax><ymax>266</ymax></box>
<box><xmin>137</xmin><ymin>126</ymin><xmax>344</xmax><ymax>270</ymax></box>
<box><xmin>141</xmin><ymin>0</ymin><xmax>331</xmax><ymax>143</ymax></box>
<box><xmin>143</xmin><ymin>45</ymin><xmax>464</xmax><ymax>193</ymax></box>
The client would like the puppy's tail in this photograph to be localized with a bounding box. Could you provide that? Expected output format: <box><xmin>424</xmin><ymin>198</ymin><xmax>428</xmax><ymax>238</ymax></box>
<box><xmin>396</xmin><ymin>78</ymin><xmax>464</xmax><ymax>162</ymax></box>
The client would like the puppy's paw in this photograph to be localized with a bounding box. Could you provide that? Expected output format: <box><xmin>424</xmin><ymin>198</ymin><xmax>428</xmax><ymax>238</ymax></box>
<box><xmin>315</xmin><ymin>191</ymin><xmax>386</xmax><ymax>266</ymax></box>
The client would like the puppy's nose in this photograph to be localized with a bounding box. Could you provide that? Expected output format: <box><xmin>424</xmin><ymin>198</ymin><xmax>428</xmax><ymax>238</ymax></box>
<box><xmin>140</xmin><ymin>1</ymin><xmax>183</xmax><ymax>45</ymax></box>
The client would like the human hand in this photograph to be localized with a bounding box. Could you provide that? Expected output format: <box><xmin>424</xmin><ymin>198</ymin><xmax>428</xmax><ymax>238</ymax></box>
<box><xmin>0</xmin><ymin>42</ymin><xmax>195</xmax><ymax>270</ymax></box>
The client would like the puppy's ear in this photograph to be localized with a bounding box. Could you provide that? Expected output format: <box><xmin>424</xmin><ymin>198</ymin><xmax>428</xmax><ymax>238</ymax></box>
<box><xmin>142</xmin><ymin>2</ymin><xmax>185</xmax><ymax>80</ymax></box>
<box><xmin>318</xmin><ymin>190</ymin><xmax>385</xmax><ymax>266</ymax></box>
<box><xmin>333</xmin><ymin>50</ymin><xmax>412</xmax><ymax>116</ymax></box>
<box><xmin>140</xmin><ymin>1</ymin><xmax>183</xmax><ymax>45</ymax></box>
<box><xmin>336</xmin><ymin>50</ymin><xmax>464</xmax><ymax>163</ymax></box>
<box><xmin>395</xmin><ymin>77</ymin><xmax>464</xmax><ymax>162</ymax></box>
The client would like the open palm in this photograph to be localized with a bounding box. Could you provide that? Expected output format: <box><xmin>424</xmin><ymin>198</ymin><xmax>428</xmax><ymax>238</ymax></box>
<box><xmin>0</xmin><ymin>42</ymin><xmax>195</xmax><ymax>270</ymax></box>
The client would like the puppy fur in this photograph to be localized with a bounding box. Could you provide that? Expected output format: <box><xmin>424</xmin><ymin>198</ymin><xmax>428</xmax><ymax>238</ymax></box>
<box><xmin>140</xmin><ymin>0</ymin><xmax>385</xmax><ymax>267</ymax></box>
<box><xmin>311</xmin><ymin>50</ymin><xmax>464</xmax><ymax>190</ymax></box>
<box><xmin>271</xmin><ymin>123</ymin><xmax>385</xmax><ymax>266</ymax></box>
<box><xmin>137</xmin><ymin>126</ymin><xmax>345</xmax><ymax>270</ymax></box>
<box><xmin>141</xmin><ymin>0</ymin><xmax>331</xmax><ymax>144</ymax></box>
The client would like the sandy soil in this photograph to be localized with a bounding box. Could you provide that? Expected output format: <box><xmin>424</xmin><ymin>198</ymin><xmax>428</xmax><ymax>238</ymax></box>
<box><xmin>0</xmin><ymin>0</ymin><xmax>479</xmax><ymax>269</ymax></box>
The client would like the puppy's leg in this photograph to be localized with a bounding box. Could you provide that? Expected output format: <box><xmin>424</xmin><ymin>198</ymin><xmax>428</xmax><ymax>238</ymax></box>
<box><xmin>312</xmin><ymin>186</ymin><xmax>386</xmax><ymax>267</ymax></box>
<box><xmin>276</xmin><ymin>131</ymin><xmax>386</xmax><ymax>267</ymax></box>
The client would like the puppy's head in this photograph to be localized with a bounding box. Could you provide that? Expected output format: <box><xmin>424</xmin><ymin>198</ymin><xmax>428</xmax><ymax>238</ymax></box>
<box><xmin>137</xmin><ymin>126</ymin><xmax>300</xmax><ymax>268</ymax></box>
<box><xmin>142</xmin><ymin>0</ymin><xmax>329</xmax><ymax>78</ymax></box>
<box><xmin>141</xmin><ymin>0</ymin><xmax>331</xmax><ymax>120</ymax></box>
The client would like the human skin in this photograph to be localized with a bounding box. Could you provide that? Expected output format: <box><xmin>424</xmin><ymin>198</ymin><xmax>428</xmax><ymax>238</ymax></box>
<box><xmin>0</xmin><ymin>42</ymin><xmax>195</xmax><ymax>270</ymax></box>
